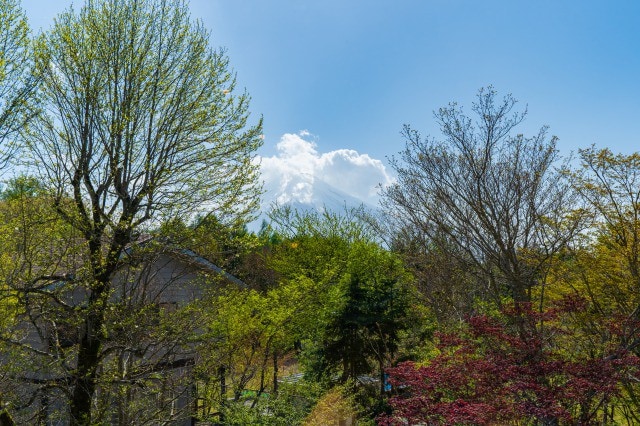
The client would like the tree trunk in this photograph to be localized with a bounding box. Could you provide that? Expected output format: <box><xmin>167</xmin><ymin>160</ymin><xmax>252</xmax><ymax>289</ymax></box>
<box><xmin>0</xmin><ymin>410</ymin><xmax>15</xmax><ymax>426</ymax></box>
<box><xmin>273</xmin><ymin>351</ymin><xmax>278</xmax><ymax>395</ymax></box>
<box><xmin>218</xmin><ymin>366</ymin><xmax>226</xmax><ymax>425</ymax></box>
<box><xmin>379</xmin><ymin>358</ymin><xmax>386</xmax><ymax>398</ymax></box>
<box><xmin>69</xmin><ymin>282</ymin><xmax>107</xmax><ymax>425</ymax></box>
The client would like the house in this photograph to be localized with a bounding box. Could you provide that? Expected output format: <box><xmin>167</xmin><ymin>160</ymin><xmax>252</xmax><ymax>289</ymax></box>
<box><xmin>5</xmin><ymin>239</ymin><xmax>245</xmax><ymax>425</ymax></box>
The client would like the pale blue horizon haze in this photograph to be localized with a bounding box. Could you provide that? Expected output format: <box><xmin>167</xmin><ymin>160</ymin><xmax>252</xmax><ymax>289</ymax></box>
<box><xmin>20</xmin><ymin>0</ymin><xmax>640</xmax><ymax>212</ymax></box>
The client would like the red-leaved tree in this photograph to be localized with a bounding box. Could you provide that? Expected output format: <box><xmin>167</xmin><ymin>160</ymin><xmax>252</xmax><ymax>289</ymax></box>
<box><xmin>379</xmin><ymin>298</ymin><xmax>639</xmax><ymax>425</ymax></box>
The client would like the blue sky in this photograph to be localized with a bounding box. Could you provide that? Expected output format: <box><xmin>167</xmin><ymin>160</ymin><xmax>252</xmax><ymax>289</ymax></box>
<box><xmin>21</xmin><ymin>0</ymin><xmax>640</xmax><ymax>209</ymax></box>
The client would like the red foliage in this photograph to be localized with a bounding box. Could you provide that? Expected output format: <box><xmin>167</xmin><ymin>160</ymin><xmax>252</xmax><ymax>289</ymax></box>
<box><xmin>379</xmin><ymin>298</ymin><xmax>640</xmax><ymax>425</ymax></box>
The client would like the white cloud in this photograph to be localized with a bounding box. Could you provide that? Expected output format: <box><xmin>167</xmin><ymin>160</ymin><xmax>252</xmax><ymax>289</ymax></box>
<box><xmin>257</xmin><ymin>131</ymin><xmax>394</xmax><ymax>209</ymax></box>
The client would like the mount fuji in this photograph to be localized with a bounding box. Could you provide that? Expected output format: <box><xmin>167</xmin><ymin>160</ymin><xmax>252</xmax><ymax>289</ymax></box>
<box><xmin>252</xmin><ymin>172</ymin><xmax>378</xmax><ymax>230</ymax></box>
<box><xmin>249</xmin><ymin>132</ymin><xmax>394</xmax><ymax>231</ymax></box>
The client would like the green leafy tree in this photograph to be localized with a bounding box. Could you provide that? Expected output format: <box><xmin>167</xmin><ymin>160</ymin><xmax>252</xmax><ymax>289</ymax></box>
<box><xmin>311</xmin><ymin>242</ymin><xmax>409</xmax><ymax>392</ymax></box>
<box><xmin>220</xmin><ymin>381</ymin><xmax>323</xmax><ymax>426</ymax></box>
<box><xmin>563</xmin><ymin>147</ymin><xmax>640</xmax><ymax>422</ymax></box>
<box><xmin>0</xmin><ymin>174</ymin><xmax>46</xmax><ymax>200</ymax></box>
<box><xmin>16</xmin><ymin>0</ymin><xmax>262</xmax><ymax>423</ymax></box>
<box><xmin>160</xmin><ymin>214</ymin><xmax>265</xmax><ymax>286</ymax></box>
<box><xmin>269</xmin><ymin>208</ymin><xmax>413</xmax><ymax>394</ymax></box>
<box><xmin>196</xmin><ymin>208</ymin><xmax>415</xmax><ymax>423</ymax></box>
<box><xmin>0</xmin><ymin>178</ymin><xmax>80</xmax><ymax>424</ymax></box>
<box><xmin>197</xmin><ymin>259</ymin><xmax>321</xmax><ymax>422</ymax></box>
<box><xmin>0</xmin><ymin>0</ymin><xmax>36</xmax><ymax>166</ymax></box>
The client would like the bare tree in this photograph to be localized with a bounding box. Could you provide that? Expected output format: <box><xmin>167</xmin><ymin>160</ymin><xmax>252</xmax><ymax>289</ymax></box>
<box><xmin>383</xmin><ymin>87</ymin><xmax>582</xmax><ymax>305</ymax></box>
<box><xmin>19</xmin><ymin>0</ymin><xmax>262</xmax><ymax>423</ymax></box>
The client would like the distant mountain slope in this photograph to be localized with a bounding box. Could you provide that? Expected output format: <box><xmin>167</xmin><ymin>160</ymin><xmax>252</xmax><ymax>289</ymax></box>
<box><xmin>250</xmin><ymin>132</ymin><xmax>394</xmax><ymax>232</ymax></box>
<box><xmin>250</xmin><ymin>171</ymin><xmax>377</xmax><ymax>232</ymax></box>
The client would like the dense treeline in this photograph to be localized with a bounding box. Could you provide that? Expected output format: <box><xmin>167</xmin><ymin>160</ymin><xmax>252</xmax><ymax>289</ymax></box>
<box><xmin>0</xmin><ymin>0</ymin><xmax>639</xmax><ymax>425</ymax></box>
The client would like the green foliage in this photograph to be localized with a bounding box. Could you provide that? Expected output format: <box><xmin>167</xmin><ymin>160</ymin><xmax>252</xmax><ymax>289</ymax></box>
<box><xmin>269</xmin><ymin>204</ymin><xmax>379</xmax><ymax>243</ymax></box>
<box><xmin>194</xmin><ymin>207</ymin><xmax>419</xmax><ymax>421</ymax></box>
<box><xmin>0</xmin><ymin>0</ymin><xmax>35</xmax><ymax>164</ymax></box>
<box><xmin>30</xmin><ymin>0</ymin><xmax>263</xmax><ymax>228</ymax></box>
<box><xmin>198</xmin><ymin>274</ymin><xmax>320</xmax><ymax>405</ymax></box>
<box><xmin>267</xmin><ymin>208</ymin><xmax>415</xmax><ymax>392</ymax></box>
<box><xmin>304</xmin><ymin>383</ymin><xmax>367</xmax><ymax>426</ymax></box>
<box><xmin>0</xmin><ymin>175</ymin><xmax>46</xmax><ymax>200</ymax></box>
<box><xmin>543</xmin><ymin>147</ymin><xmax>640</xmax><ymax>422</ymax></box>
<box><xmin>1</xmin><ymin>0</ymin><xmax>264</xmax><ymax>423</ymax></box>
<box><xmin>306</xmin><ymin>242</ymin><xmax>410</xmax><ymax>384</ymax></box>
<box><xmin>159</xmin><ymin>214</ymin><xmax>260</xmax><ymax>280</ymax></box>
<box><xmin>3</xmin><ymin>28</ymin><xmax>640</xmax><ymax>423</ymax></box>
<box><xmin>0</xmin><ymin>191</ymin><xmax>82</xmax><ymax>421</ymax></box>
<box><xmin>220</xmin><ymin>381</ymin><xmax>323</xmax><ymax>426</ymax></box>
